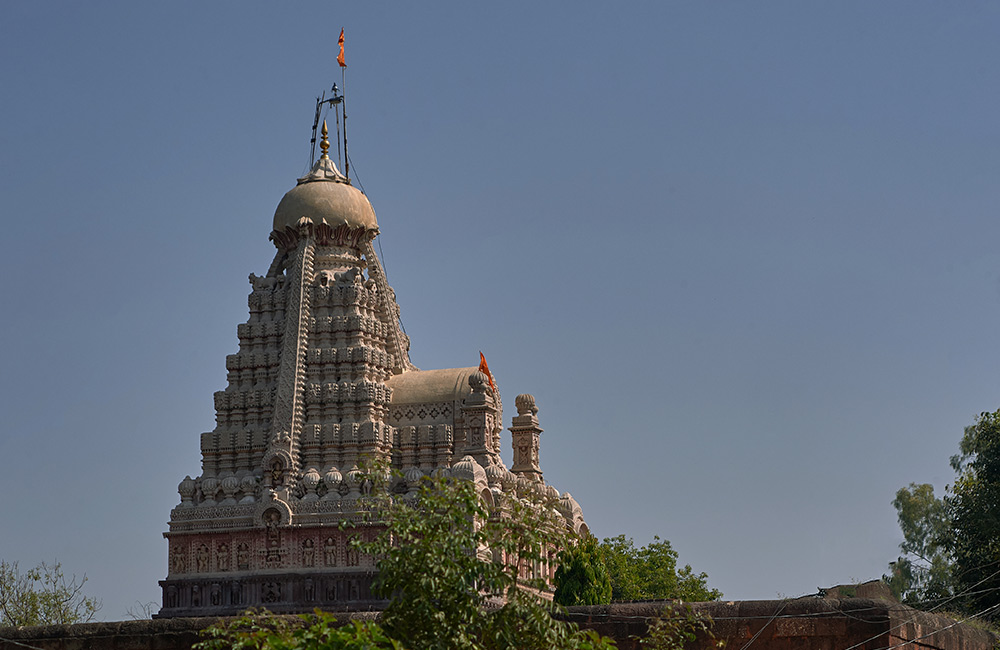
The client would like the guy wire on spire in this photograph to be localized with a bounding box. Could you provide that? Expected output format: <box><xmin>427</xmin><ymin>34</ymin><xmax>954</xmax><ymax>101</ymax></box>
<box><xmin>338</xmin><ymin>27</ymin><xmax>349</xmax><ymax>181</ymax></box>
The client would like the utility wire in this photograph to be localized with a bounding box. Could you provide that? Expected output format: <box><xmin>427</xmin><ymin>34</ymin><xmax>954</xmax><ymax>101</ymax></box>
<box><xmin>0</xmin><ymin>636</ymin><xmax>48</xmax><ymax>650</ymax></box>
<box><xmin>836</xmin><ymin>565</ymin><xmax>1000</xmax><ymax>650</ymax></box>
<box><xmin>878</xmin><ymin>601</ymin><xmax>1000</xmax><ymax>650</ymax></box>
<box><xmin>736</xmin><ymin>600</ymin><xmax>788</xmax><ymax>650</ymax></box>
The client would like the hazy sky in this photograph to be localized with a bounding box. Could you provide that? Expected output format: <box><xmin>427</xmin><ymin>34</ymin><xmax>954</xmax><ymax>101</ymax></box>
<box><xmin>3</xmin><ymin>2</ymin><xmax>1000</xmax><ymax>621</ymax></box>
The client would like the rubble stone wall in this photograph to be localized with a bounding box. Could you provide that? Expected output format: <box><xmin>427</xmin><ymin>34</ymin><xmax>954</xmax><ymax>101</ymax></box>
<box><xmin>1</xmin><ymin>599</ymin><xmax>994</xmax><ymax>650</ymax></box>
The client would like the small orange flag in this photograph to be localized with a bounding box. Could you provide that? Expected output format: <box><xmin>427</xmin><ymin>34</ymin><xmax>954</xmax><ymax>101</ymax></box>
<box><xmin>337</xmin><ymin>28</ymin><xmax>346</xmax><ymax>67</ymax></box>
<box><xmin>478</xmin><ymin>352</ymin><xmax>498</xmax><ymax>394</ymax></box>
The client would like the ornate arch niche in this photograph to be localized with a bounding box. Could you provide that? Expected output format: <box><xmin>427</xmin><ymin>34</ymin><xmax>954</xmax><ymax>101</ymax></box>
<box><xmin>261</xmin><ymin>505</ymin><xmax>288</xmax><ymax>567</ymax></box>
<box><xmin>262</xmin><ymin>449</ymin><xmax>294</xmax><ymax>489</ymax></box>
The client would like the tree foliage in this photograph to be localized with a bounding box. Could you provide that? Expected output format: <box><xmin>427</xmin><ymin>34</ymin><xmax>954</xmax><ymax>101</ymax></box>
<box><xmin>599</xmin><ymin>536</ymin><xmax>721</xmax><ymax>603</ymax></box>
<box><xmin>639</xmin><ymin>604</ymin><xmax>723</xmax><ymax>650</ymax></box>
<box><xmin>198</xmin><ymin>611</ymin><xmax>401</xmax><ymax>650</ymax></box>
<box><xmin>944</xmin><ymin>410</ymin><xmax>1000</xmax><ymax>616</ymax></box>
<box><xmin>362</xmin><ymin>476</ymin><xmax>599</xmax><ymax>650</ymax></box>
<box><xmin>199</xmin><ymin>472</ymin><xmax>617</xmax><ymax>650</ymax></box>
<box><xmin>887</xmin><ymin>409</ymin><xmax>1000</xmax><ymax>617</ymax></box>
<box><xmin>0</xmin><ymin>561</ymin><xmax>100</xmax><ymax>626</ymax></box>
<box><xmin>554</xmin><ymin>535</ymin><xmax>612</xmax><ymax>606</ymax></box>
<box><xmin>884</xmin><ymin>483</ymin><xmax>952</xmax><ymax>605</ymax></box>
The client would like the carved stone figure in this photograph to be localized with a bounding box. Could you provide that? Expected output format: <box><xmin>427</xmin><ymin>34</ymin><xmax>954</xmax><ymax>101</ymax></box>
<box><xmin>196</xmin><ymin>545</ymin><xmax>209</xmax><ymax>572</ymax></box>
<box><xmin>264</xmin><ymin>509</ymin><xmax>282</xmax><ymax>566</ymax></box>
<box><xmin>303</xmin><ymin>539</ymin><xmax>315</xmax><ymax>567</ymax></box>
<box><xmin>324</xmin><ymin>537</ymin><xmax>337</xmax><ymax>567</ymax></box>
<box><xmin>270</xmin><ymin>459</ymin><xmax>284</xmax><ymax>487</ymax></box>
<box><xmin>262</xmin><ymin>581</ymin><xmax>280</xmax><ymax>604</ymax></box>
<box><xmin>217</xmin><ymin>544</ymin><xmax>229</xmax><ymax>571</ymax></box>
<box><xmin>171</xmin><ymin>551</ymin><xmax>185</xmax><ymax>574</ymax></box>
<box><xmin>236</xmin><ymin>543</ymin><xmax>250</xmax><ymax>571</ymax></box>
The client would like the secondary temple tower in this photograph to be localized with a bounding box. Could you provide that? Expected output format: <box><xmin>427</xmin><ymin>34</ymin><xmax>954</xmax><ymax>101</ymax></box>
<box><xmin>159</xmin><ymin>123</ymin><xmax>587</xmax><ymax>617</ymax></box>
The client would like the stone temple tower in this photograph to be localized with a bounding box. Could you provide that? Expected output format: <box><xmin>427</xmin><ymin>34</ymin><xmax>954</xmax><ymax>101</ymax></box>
<box><xmin>159</xmin><ymin>124</ymin><xmax>588</xmax><ymax>617</ymax></box>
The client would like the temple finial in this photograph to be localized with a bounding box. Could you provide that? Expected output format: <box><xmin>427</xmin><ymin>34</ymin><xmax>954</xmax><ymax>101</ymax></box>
<box><xmin>320</xmin><ymin>120</ymin><xmax>330</xmax><ymax>160</ymax></box>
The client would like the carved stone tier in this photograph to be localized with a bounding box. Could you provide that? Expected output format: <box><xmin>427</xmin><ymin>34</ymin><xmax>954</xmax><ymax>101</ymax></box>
<box><xmin>160</xmin><ymin>570</ymin><xmax>384</xmax><ymax>617</ymax></box>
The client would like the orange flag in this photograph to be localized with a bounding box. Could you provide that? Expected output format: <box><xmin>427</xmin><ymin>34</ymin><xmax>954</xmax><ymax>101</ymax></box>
<box><xmin>337</xmin><ymin>28</ymin><xmax>346</xmax><ymax>67</ymax></box>
<box><xmin>478</xmin><ymin>352</ymin><xmax>498</xmax><ymax>394</ymax></box>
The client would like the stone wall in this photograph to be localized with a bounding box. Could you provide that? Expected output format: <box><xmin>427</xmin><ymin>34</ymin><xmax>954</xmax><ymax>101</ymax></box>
<box><xmin>561</xmin><ymin>599</ymin><xmax>997</xmax><ymax>650</ymax></box>
<box><xmin>0</xmin><ymin>599</ymin><xmax>994</xmax><ymax>650</ymax></box>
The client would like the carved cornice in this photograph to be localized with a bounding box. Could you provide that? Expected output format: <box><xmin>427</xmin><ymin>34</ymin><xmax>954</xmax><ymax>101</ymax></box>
<box><xmin>270</xmin><ymin>221</ymin><xmax>377</xmax><ymax>252</ymax></box>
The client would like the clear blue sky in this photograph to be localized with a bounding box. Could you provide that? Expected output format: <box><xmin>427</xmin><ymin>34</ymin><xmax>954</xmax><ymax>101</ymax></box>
<box><xmin>3</xmin><ymin>2</ymin><xmax>1000</xmax><ymax>620</ymax></box>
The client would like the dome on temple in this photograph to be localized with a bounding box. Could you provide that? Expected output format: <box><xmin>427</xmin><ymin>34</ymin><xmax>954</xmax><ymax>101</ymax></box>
<box><xmin>272</xmin><ymin>121</ymin><xmax>377</xmax><ymax>234</ymax></box>
<box><xmin>273</xmin><ymin>158</ymin><xmax>377</xmax><ymax>233</ymax></box>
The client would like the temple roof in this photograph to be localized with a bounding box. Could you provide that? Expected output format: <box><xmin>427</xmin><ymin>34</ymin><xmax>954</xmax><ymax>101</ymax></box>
<box><xmin>385</xmin><ymin>367</ymin><xmax>479</xmax><ymax>405</ymax></box>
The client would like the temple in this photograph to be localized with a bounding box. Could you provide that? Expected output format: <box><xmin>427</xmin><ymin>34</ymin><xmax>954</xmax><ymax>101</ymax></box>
<box><xmin>158</xmin><ymin>123</ymin><xmax>588</xmax><ymax>617</ymax></box>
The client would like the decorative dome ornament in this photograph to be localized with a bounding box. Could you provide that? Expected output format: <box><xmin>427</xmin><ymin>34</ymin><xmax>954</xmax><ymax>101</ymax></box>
<box><xmin>178</xmin><ymin>476</ymin><xmax>196</xmax><ymax>507</ymax></box>
<box><xmin>485</xmin><ymin>463</ymin><xmax>505</xmax><ymax>489</ymax></box>
<box><xmin>404</xmin><ymin>466</ymin><xmax>424</xmax><ymax>497</ymax></box>
<box><xmin>301</xmin><ymin>467</ymin><xmax>322</xmax><ymax>502</ymax></box>
<box><xmin>515</xmin><ymin>393</ymin><xmax>538</xmax><ymax>416</ymax></box>
<box><xmin>468</xmin><ymin>371</ymin><xmax>489</xmax><ymax>393</ymax></box>
<box><xmin>200</xmin><ymin>477</ymin><xmax>219</xmax><ymax>506</ymax></box>
<box><xmin>271</xmin><ymin>121</ymin><xmax>378</xmax><ymax>240</ymax></box>
<box><xmin>345</xmin><ymin>465</ymin><xmax>363</xmax><ymax>500</ymax></box>
<box><xmin>239</xmin><ymin>475</ymin><xmax>258</xmax><ymax>504</ymax></box>
<box><xmin>322</xmin><ymin>467</ymin><xmax>343</xmax><ymax>501</ymax></box>
<box><xmin>452</xmin><ymin>455</ymin><xmax>487</xmax><ymax>485</ymax></box>
<box><xmin>319</xmin><ymin>120</ymin><xmax>332</xmax><ymax>161</ymax></box>
<box><xmin>220</xmin><ymin>475</ymin><xmax>241</xmax><ymax>505</ymax></box>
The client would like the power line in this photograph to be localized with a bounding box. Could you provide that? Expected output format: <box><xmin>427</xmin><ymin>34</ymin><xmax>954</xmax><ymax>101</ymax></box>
<box><xmin>878</xmin><ymin>601</ymin><xmax>1000</xmax><ymax>650</ymax></box>
<box><xmin>0</xmin><ymin>635</ymin><xmax>48</xmax><ymax>650</ymax></box>
<box><xmin>836</xmin><ymin>565</ymin><xmax>1000</xmax><ymax>650</ymax></box>
<box><xmin>736</xmin><ymin>600</ymin><xmax>787</xmax><ymax>650</ymax></box>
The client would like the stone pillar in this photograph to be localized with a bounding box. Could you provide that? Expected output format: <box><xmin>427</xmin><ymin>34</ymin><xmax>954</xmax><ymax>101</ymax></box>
<box><xmin>459</xmin><ymin>371</ymin><xmax>501</xmax><ymax>468</ymax></box>
<box><xmin>509</xmin><ymin>394</ymin><xmax>543</xmax><ymax>483</ymax></box>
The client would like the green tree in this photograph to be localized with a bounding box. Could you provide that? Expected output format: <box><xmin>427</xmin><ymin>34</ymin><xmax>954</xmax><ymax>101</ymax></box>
<box><xmin>639</xmin><ymin>604</ymin><xmax>723</xmax><ymax>650</ymax></box>
<box><xmin>199</xmin><ymin>472</ymin><xmax>617</xmax><ymax>650</ymax></box>
<box><xmin>0</xmin><ymin>561</ymin><xmax>100</xmax><ymax>626</ymax></box>
<box><xmin>884</xmin><ymin>483</ymin><xmax>953</xmax><ymax>604</ymax></box>
<box><xmin>599</xmin><ymin>536</ymin><xmax>720</xmax><ymax>602</ymax></box>
<box><xmin>944</xmin><ymin>409</ymin><xmax>1000</xmax><ymax>617</ymax></box>
<box><xmin>554</xmin><ymin>535</ymin><xmax>612</xmax><ymax>606</ymax></box>
<box><xmin>198</xmin><ymin>611</ymin><xmax>400</xmax><ymax>650</ymax></box>
<box><xmin>886</xmin><ymin>409</ymin><xmax>1000</xmax><ymax>616</ymax></box>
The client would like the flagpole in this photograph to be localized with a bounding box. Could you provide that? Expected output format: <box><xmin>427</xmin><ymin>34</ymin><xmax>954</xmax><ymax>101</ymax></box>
<box><xmin>342</xmin><ymin>64</ymin><xmax>348</xmax><ymax>181</ymax></box>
